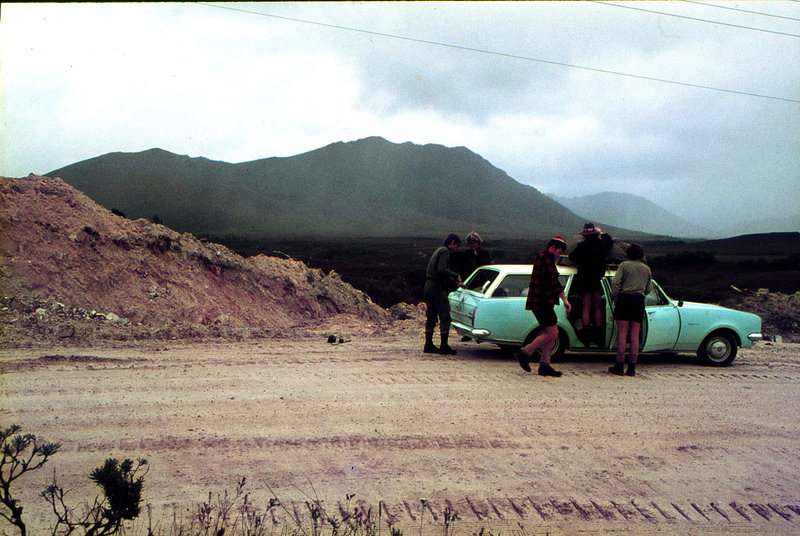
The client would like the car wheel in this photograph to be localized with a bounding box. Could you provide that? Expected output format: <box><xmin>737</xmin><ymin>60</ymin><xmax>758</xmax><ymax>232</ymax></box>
<box><xmin>697</xmin><ymin>331</ymin><xmax>738</xmax><ymax>366</ymax></box>
<box><xmin>523</xmin><ymin>329</ymin><xmax>567</xmax><ymax>361</ymax></box>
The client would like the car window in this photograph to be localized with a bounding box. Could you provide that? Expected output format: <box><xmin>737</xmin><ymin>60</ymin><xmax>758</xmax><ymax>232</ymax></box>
<box><xmin>488</xmin><ymin>273</ymin><xmax>570</xmax><ymax>298</ymax></box>
<box><xmin>644</xmin><ymin>284</ymin><xmax>669</xmax><ymax>306</ymax></box>
<box><xmin>465</xmin><ymin>269</ymin><xmax>499</xmax><ymax>293</ymax></box>
<box><xmin>559</xmin><ymin>275</ymin><xmax>569</xmax><ymax>291</ymax></box>
<box><xmin>491</xmin><ymin>274</ymin><xmax>530</xmax><ymax>298</ymax></box>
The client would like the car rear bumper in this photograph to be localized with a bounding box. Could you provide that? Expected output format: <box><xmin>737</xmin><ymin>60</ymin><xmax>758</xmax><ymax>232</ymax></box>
<box><xmin>452</xmin><ymin>321</ymin><xmax>490</xmax><ymax>339</ymax></box>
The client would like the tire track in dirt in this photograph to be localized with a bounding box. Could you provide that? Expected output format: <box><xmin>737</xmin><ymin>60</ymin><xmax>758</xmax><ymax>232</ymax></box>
<box><xmin>253</xmin><ymin>496</ymin><xmax>800</xmax><ymax>529</ymax></box>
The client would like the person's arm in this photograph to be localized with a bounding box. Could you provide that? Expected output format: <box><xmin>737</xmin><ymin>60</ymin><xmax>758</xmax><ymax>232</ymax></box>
<box><xmin>547</xmin><ymin>255</ymin><xmax>570</xmax><ymax>312</ymax></box>
<box><xmin>436</xmin><ymin>249</ymin><xmax>462</xmax><ymax>287</ymax></box>
<box><xmin>644</xmin><ymin>267</ymin><xmax>653</xmax><ymax>295</ymax></box>
<box><xmin>560</xmin><ymin>291</ymin><xmax>571</xmax><ymax>314</ymax></box>
<box><xmin>611</xmin><ymin>267</ymin><xmax>623</xmax><ymax>302</ymax></box>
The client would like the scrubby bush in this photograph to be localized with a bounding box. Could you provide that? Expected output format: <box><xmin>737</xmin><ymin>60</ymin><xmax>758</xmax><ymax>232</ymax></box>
<box><xmin>0</xmin><ymin>425</ymin><xmax>61</xmax><ymax>535</ymax></box>
<box><xmin>0</xmin><ymin>425</ymin><xmax>146</xmax><ymax>536</ymax></box>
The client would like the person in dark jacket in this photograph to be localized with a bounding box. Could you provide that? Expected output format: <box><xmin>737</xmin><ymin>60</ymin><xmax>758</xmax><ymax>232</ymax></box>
<box><xmin>423</xmin><ymin>233</ymin><xmax>463</xmax><ymax>355</ymax></box>
<box><xmin>569</xmin><ymin>223</ymin><xmax>613</xmax><ymax>343</ymax></box>
<box><xmin>452</xmin><ymin>231</ymin><xmax>494</xmax><ymax>342</ymax></box>
<box><xmin>515</xmin><ymin>236</ymin><xmax>572</xmax><ymax>377</ymax></box>
<box><xmin>466</xmin><ymin>231</ymin><xmax>493</xmax><ymax>270</ymax></box>
<box><xmin>451</xmin><ymin>231</ymin><xmax>493</xmax><ymax>283</ymax></box>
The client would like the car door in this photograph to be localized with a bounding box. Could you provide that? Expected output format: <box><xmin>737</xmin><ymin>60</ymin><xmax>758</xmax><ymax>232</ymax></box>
<box><xmin>641</xmin><ymin>283</ymin><xmax>681</xmax><ymax>351</ymax></box>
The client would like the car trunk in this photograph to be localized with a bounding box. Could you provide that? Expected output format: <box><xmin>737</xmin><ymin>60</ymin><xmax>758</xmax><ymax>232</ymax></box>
<box><xmin>449</xmin><ymin>288</ymin><xmax>482</xmax><ymax>329</ymax></box>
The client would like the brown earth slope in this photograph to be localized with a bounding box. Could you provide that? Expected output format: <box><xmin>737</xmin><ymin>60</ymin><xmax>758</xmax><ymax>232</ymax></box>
<box><xmin>0</xmin><ymin>174</ymin><xmax>796</xmax><ymax>347</ymax></box>
<box><xmin>0</xmin><ymin>175</ymin><xmax>400</xmax><ymax>346</ymax></box>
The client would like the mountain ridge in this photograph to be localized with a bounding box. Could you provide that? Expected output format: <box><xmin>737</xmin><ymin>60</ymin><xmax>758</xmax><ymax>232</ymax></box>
<box><xmin>549</xmin><ymin>191</ymin><xmax>712</xmax><ymax>238</ymax></box>
<box><xmin>48</xmin><ymin>137</ymin><xmax>609</xmax><ymax>240</ymax></box>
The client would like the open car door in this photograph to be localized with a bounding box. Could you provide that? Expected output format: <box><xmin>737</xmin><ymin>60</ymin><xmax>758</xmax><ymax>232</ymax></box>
<box><xmin>641</xmin><ymin>283</ymin><xmax>680</xmax><ymax>352</ymax></box>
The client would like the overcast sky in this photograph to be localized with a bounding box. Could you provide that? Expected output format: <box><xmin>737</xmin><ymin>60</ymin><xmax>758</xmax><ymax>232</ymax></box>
<box><xmin>2</xmin><ymin>2</ymin><xmax>798</xmax><ymax>231</ymax></box>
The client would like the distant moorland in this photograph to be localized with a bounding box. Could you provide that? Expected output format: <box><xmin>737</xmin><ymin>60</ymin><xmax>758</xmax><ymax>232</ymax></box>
<box><xmin>210</xmin><ymin>232</ymin><xmax>800</xmax><ymax>308</ymax></box>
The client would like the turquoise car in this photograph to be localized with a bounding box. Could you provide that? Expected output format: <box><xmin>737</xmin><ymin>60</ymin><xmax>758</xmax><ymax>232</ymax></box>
<box><xmin>448</xmin><ymin>264</ymin><xmax>762</xmax><ymax>366</ymax></box>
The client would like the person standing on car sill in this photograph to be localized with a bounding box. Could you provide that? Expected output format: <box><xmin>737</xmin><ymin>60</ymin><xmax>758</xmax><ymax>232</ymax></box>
<box><xmin>569</xmin><ymin>223</ymin><xmax>613</xmax><ymax>345</ymax></box>
<box><xmin>609</xmin><ymin>243</ymin><xmax>653</xmax><ymax>377</ymax></box>
<box><xmin>424</xmin><ymin>233</ymin><xmax>463</xmax><ymax>355</ymax></box>
<box><xmin>516</xmin><ymin>236</ymin><xmax>572</xmax><ymax>377</ymax></box>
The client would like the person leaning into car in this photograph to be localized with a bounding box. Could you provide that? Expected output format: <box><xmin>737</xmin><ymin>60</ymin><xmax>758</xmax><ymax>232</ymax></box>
<box><xmin>609</xmin><ymin>243</ymin><xmax>653</xmax><ymax>377</ymax></box>
<box><xmin>423</xmin><ymin>233</ymin><xmax>464</xmax><ymax>355</ymax></box>
<box><xmin>516</xmin><ymin>236</ymin><xmax>572</xmax><ymax>377</ymax></box>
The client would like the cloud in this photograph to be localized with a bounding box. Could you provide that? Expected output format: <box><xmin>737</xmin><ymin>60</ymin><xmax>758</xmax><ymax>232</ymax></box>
<box><xmin>1</xmin><ymin>2</ymin><xmax>798</xmax><ymax>232</ymax></box>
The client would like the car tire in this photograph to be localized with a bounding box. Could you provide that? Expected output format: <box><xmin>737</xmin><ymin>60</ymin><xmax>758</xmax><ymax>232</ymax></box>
<box><xmin>697</xmin><ymin>331</ymin><xmax>738</xmax><ymax>366</ymax></box>
<box><xmin>523</xmin><ymin>329</ymin><xmax>567</xmax><ymax>361</ymax></box>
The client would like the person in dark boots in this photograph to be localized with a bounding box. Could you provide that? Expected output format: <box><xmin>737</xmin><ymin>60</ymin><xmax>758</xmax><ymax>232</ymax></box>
<box><xmin>569</xmin><ymin>223</ymin><xmax>613</xmax><ymax>346</ymax></box>
<box><xmin>423</xmin><ymin>234</ymin><xmax>463</xmax><ymax>355</ymax></box>
<box><xmin>609</xmin><ymin>243</ymin><xmax>652</xmax><ymax>376</ymax></box>
<box><xmin>515</xmin><ymin>236</ymin><xmax>572</xmax><ymax>377</ymax></box>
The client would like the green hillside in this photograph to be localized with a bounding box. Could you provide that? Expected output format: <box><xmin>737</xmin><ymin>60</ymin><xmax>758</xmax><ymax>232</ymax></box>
<box><xmin>48</xmin><ymin>137</ymin><xmax>594</xmax><ymax>239</ymax></box>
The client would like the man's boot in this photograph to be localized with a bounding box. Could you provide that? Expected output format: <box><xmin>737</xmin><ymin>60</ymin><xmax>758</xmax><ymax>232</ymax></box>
<box><xmin>626</xmin><ymin>363</ymin><xmax>637</xmax><ymax>376</ymax></box>
<box><xmin>515</xmin><ymin>349</ymin><xmax>532</xmax><ymax>372</ymax></box>
<box><xmin>423</xmin><ymin>331</ymin><xmax>438</xmax><ymax>353</ymax></box>
<box><xmin>538</xmin><ymin>363</ymin><xmax>563</xmax><ymax>377</ymax></box>
<box><xmin>608</xmin><ymin>362</ymin><xmax>625</xmax><ymax>375</ymax></box>
<box><xmin>439</xmin><ymin>332</ymin><xmax>457</xmax><ymax>355</ymax></box>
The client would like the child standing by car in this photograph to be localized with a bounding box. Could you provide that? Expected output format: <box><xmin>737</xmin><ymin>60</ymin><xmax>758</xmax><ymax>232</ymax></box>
<box><xmin>610</xmin><ymin>243</ymin><xmax>653</xmax><ymax>376</ymax></box>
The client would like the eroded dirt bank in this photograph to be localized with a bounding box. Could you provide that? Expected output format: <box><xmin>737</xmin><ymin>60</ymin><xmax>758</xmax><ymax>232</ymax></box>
<box><xmin>2</xmin><ymin>335</ymin><xmax>799</xmax><ymax>536</ymax></box>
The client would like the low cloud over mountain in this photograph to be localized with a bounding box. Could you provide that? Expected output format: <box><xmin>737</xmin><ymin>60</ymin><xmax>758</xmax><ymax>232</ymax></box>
<box><xmin>549</xmin><ymin>192</ymin><xmax>713</xmax><ymax>239</ymax></box>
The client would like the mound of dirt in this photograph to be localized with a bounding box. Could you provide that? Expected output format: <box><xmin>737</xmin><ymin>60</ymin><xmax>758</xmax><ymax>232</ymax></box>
<box><xmin>719</xmin><ymin>288</ymin><xmax>800</xmax><ymax>343</ymax></box>
<box><xmin>0</xmin><ymin>175</ymin><xmax>419</xmax><ymax>346</ymax></box>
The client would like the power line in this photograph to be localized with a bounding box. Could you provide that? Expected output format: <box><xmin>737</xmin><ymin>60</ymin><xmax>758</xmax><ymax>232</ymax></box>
<box><xmin>681</xmin><ymin>0</ymin><xmax>800</xmax><ymax>22</ymax></box>
<box><xmin>593</xmin><ymin>1</ymin><xmax>800</xmax><ymax>37</ymax></box>
<box><xmin>196</xmin><ymin>2</ymin><xmax>800</xmax><ymax>104</ymax></box>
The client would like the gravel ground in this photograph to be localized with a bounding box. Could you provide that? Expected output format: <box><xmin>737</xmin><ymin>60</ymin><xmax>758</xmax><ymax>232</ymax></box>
<box><xmin>2</xmin><ymin>335</ymin><xmax>799</xmax><ymax>536</ymax></box>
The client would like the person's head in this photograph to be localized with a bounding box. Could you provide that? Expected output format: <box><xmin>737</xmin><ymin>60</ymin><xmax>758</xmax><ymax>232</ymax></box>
<box><xmin>466</xmin><ymin>231</ymin><xmax>482</xmax><ymax>249</ymax></box>
<box><xmin>581</xmin><ymin>222</ymin><xmax>601</xmax><ymax>236</ymax></box>
<box><xmin>626</xmin><ymin>243</ymin><xmax>645</xmax><ymax>260</ymax></box>
<box><xmin>444</xmin><ymin>233</ymin><xmax>461</xmax><ymax>250</ymax></box>
<box><xmin>546</xmin><ymin>235</ymin><xmax>568</xmax><ymax>255</ymax></box>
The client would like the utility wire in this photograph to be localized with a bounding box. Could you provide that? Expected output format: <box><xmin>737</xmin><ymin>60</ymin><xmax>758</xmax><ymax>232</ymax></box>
<box><xmin>681</xmin><ymin>0</ymin><xmax>800</xmax><ymax>22</ymax></box>
<box><xmin>196</xmin><ymin>2</ymin><xmax>800</xmax><ymax>104</ymax></box>
<box><xmin>593</xmin><ymin>1</ymin><xmax>800</xmax><ymax>37</ymax></box>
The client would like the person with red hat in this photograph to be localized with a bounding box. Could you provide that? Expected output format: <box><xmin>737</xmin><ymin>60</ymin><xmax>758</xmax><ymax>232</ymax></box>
<box><xmin>516</xmin><ymin>236</ymin><xmax>572</xmax><ymax>377</ymax></box>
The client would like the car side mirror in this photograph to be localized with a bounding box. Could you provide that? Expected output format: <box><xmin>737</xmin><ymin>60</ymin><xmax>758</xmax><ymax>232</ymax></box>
<box><xmin>678</xmin><ymin>300</ymin><xmax>684</xmax><ymax>307</ymax></box>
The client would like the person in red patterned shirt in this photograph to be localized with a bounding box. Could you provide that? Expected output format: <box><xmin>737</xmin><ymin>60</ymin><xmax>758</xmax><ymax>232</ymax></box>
<box><xmin>516</xmin><ymin>236</ymin><xmax>572</xmax><ymax>377</ymax></box>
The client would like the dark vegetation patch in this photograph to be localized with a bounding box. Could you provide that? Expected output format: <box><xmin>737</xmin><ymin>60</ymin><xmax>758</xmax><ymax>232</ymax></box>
<box><xmin>208</xmin><ymin>233</ymin><xmax>800</xmax><ymax>308</ymax></box>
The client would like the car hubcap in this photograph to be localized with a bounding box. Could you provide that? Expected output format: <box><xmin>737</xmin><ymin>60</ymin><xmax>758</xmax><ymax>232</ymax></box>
<box><xmin>708</xmin><ymin>339</ymin><xmax>730</xmax><ymax>360</ymax></box>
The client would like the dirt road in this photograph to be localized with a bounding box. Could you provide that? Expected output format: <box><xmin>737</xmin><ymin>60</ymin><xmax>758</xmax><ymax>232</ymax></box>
<box><xmin>2</xmin><ymin>335</ymin><xmax>799</xmax><ymax>535</ymax></box>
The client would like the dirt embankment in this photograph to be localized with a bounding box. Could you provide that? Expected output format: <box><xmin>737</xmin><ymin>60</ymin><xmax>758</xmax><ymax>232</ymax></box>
<box><xmin>0</xmin><ymin>174</ymin><xmax>796</xmax><ymax>348</ymax></box>
<box><xmin>0</xmin><ymin>175</ymin><xmax>419</xmax><ymax>346</ymax></box>
<box><xmin>720</xmin><ymin>290</ymin><xmax>800</xmax><ymax>343</ymax></box>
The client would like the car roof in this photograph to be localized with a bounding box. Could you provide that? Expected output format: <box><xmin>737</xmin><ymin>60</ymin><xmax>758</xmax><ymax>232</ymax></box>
<box><xmin>476</xmin><ymin>264</ymin><xmax>618</xmax><ymax>276</ymax></box>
